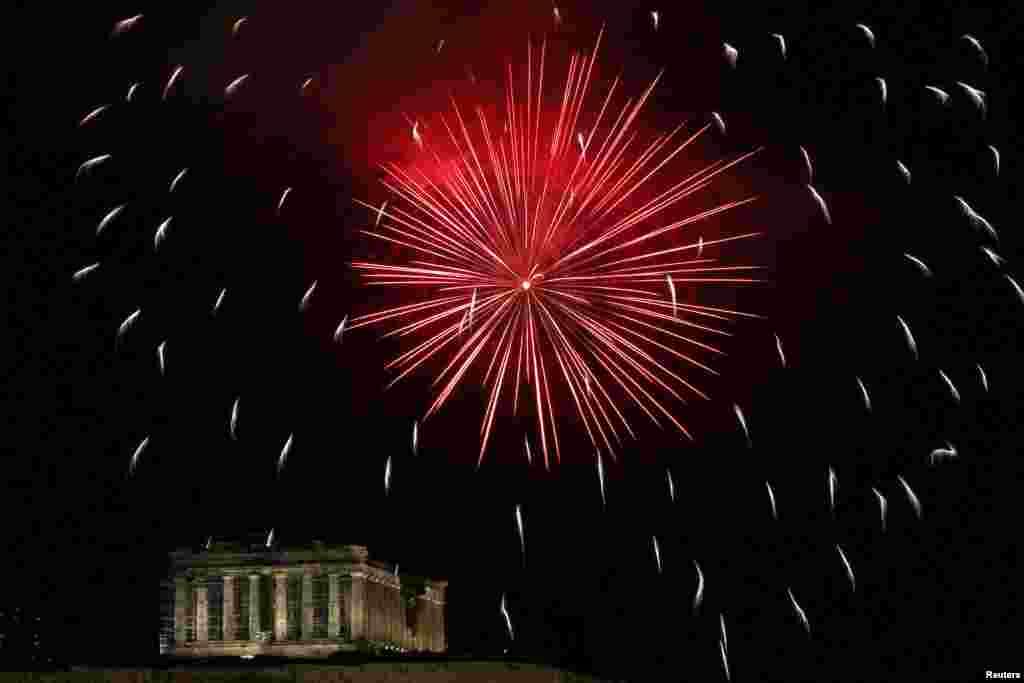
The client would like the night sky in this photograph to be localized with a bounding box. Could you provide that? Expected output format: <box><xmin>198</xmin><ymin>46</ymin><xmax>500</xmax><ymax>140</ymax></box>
<box><xmin>6</xmin><ymin>0</ymin><xmax>1022</xmax><ymax>680</ymax></box>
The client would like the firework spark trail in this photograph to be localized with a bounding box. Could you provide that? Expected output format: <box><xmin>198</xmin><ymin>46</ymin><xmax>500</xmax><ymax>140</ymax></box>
<box><xmin>961</xmin><ymin>34</ymin><xmax>989</xmax><ymax>68</ymax></box>
<box><xmin>299</xmin><ymin>281</ymin><xmax>316</xmax><ymax>312</ymax></box>
<box><xmin>929</xmin><ymin>441</ymin><xmax>958</xmax><ymax>465</ymax></box>
<box><xmin>955</xmin><ymin>81</ymin><xmax>987</xmax><ymax>118</ymax></box>
<box><xmin>981</xmin><ymin>246</ymin><xmax>1005</xmax><ymax>268</ymax></box>
<box><xmin>384</xmin><ymin>456</ymin><xmax>392</xmax><ymax>494</ymax></box>
<box><xmin>154</xmin><ymin>217</ymin><xmax>171</xmax><ymax>250</ymax></box>
<box><xmin>897</xmin><ymin>475</ymin><xmax>922</xmax><ymax>518</ymax></box>
<box><xmin>977</xmin><ymin>363</ymin><xmax>988</xmax><ymax>392</ymax></box>
<box><xmin>836</xmin><ymin>544</ymin><xmax>855</xmax><ymax>591</ymax></box>
<box><xmin>116</xmin><ymin>308</ymin><xmax>140</xmax><ymax>346</ymax></box>
<box><xmin>500</xmin><ymin>593</ymin><xmax>514</xmax><ymax>640</ymax></box>
<box><xmin>925</xmin><ymin>85</ymin><xmax>950</xmax><ymax>105</ymax></box>
<box><xmin>665</xmin><ymin>274</ymin><xmax>677</xmax><ymax>317</ymax></box>
<box><xmin>157</xmin><ymin>341</ymin><xmax>166</xmax><ymax>375</ymax></box>
<box><xmin>876</xmin><ymin>77</ymin><xmax>887</xmax><ymax>107</ymax></box>
<box><xmin>719</xmin><ymin>638</ymin><xmax>730</xmax><ymax>681</ymax></box>
<box><xmin>73</xmin><ymin>263</ymin><xmax>100</xmax><ymax>281</ymax></box>
<box><xmin>300</xmin><ymin>78</ymin><xmax>314</xmax><ymax>94</ymax></box>
<box><xmin>515</xmin><ymin>505</ymin><xmax>525</xmax><ymax>560</ymax></box>
<box><xmin>128</xmin><ymin>436</ymin><xmax>149</xmax><ymax>476</ymax></box>
<box><xmin>524</xmin><ymin>435</ymin><xmax>532</xmax><ymax>464</ymax></box>
<box><xmin>266</xmin><ymin>528</ymin><xmax>274</xmax><ymax>548</ymax></box>
<box><xmin>896</xmin><ymin>160</ymin><xmax>911</xmax><ymax>184</ymax></box>
<box><xmin>596</xmin><ymin>452</ymin><xmax>606</xmax><ymax>508</ymax></box>
<box><xmin>277</xmin><ymin>187</ymin><xmax>293</xmax><ymax>216</ymax></box>
<box><xmin>904</xmin><ymin>253</ymin><xmax>932</xmax><ymax>277</ymax></box>
<box><xmin>693</xmin><ymin>561</ymin><xmax>704</xmax><ymax>611</ymax></box>
<box><xmin>225</xmin><ymin>74</ymin><xmax>250</xmax><ymax>98</ymax></box>
<box><xmin>787</xmin><ymin>587</ymin><xmax>810</xmax><ymax>633</ymax></box>
<box><xmin>733</xmin><ymin>403</ymin><xmax>751</xmax><ymax>447</ymax></box>
<box><xmin>232</xmin><ymin>17</ymin><xmax>247</xmax><ymax>38</ymax></box>
<box><xmin>652</xmin><ymin>535</ymin><xmax>662</xmax><ymax>573</ymax></box>
<box><xmin>79</xmin><ymin>105</ymin><xmax>108</xmax><ymax>127</ymax></box>
<box><xmin>230</xmin><ymin>397</ymin><xmax>240</xmax><ymax>440</ymax></box>
<box><xmin>896</xmin><ymin>315</ymin><xmax>917</xmax><ymax>360</ymax></box>
<box><xmin>111</xmin><ymin>14</ymin><xmax>143</xmax><ymax>37</ymax></box>
<box><xmin>720</xmin><ymin>613</ymin><xmax>728</xmax><ymax>653</ymax></box>
<box><xmin>827</xmin><ymin>466</ymin><xmax>837</xmax><ymax>514</ymax></box>
<box><xmin>807</xmin><ymin>185</ymin><xmax>831</xmax><ymax>224</ymax></box>
<box><xmin>766</xmin><ymin>480</ymin><xmax>777</xmax><ymax>520</ymax></box>
<box><xmin>1007</xmin><ymin>275</ymin><xmax>1024</xmax><ymax>304</ymax></box>
<box><xmin>856</xmin><ymin>23</ymin><xmax>875</xmax><ymax>48</ymax></box>
<box><xmin>169</xmin><ymin>168</ymin><xmax>188</xmax><ymax>193</ymax></box>
<box><xmin>772</xmin><ymin>33</ymin><xmax>787</xmax><ymax>60</ymax></box>
<box><xmin>855</xmin><ymin>376</ymin><xmax>871</xmax><ymax>413</ymax></box>
<box><xmin>799</xmin><ymin>146</ymin><xmax>813</xmax><ymax>183</ymax></box>
<box><xmin>76</xmin><ymin>154</ymin><xmax>111</xmax><ymax>180</ymax></box>
<box><xmin>774</xmin><ymin>333</ymin><xmax>786</xmax><ymax>367</ymax></box>
<box><xmin>666</xmin><ymin>468</ymin><xmax>675</xmax><ymax>503</ymax></box>
<box><xmin>125</xmin><ymin>83</ymin><xmax>140</xmax><ymax>102</ymax></box>
<box><xmin>723</xmin><ymin>42</ymin><xmax>739</xmax><ymax>68</ymax></box>
<box><xmin>954</xmin><ymin>195</ymin><xmax>998</xmax><ymax>242</ymax></box>
<box><xmin>412</xmin><ymin>420</ymin><xmax>419</xmax><ymax>455</ymax></box>
<box><xmin>206</xmin><ymin>536</ymin><xmax>213</xmax><ymax>551</ymax></box>
<box><xmin>989</xmin><ymin>145</ymin><xmax>1000</xmax><ymax>176</ymax></box>
<box><xmin>334</xmin><ymin>315</ymin><xmax>348</xmax><ymax>342</ymax></box>
<box><xmin>277</xmin><ymin>434</ymin><xmax>294</xmax><ymax>474</ymax></box>
<box><xmin>162</xmin><ymin>66</ymin><xmax>184</xmax><ymax>101</ymax></box>
<box><xmin>650</xmin><ymin>11</ymin><xmax>660</xmax><ymax>31</ymax></box>
<box><xmin>212</xmin><ymin>288</ymin><xmax>227</xmax><ymax>315</ymax></box>
<box><xmin>348</xmin><ymin>31</ymin><xmax>764</xmax><ymax>465</ymax></box>
<box><xmin>938</xmin><ymin>369</ymin><xmax>960</xmax><ymax>404</ymax></box>
<box><xmin>872</xmin><ymin>487</ymin><xmax>887</xmax><ymax>532</ymax></box>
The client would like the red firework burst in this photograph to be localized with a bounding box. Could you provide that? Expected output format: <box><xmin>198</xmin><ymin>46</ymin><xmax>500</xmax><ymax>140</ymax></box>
<box><xmin>349</xmin><ymin>29</ymin><xmax>765</xmax><ymax>467</ymax></box>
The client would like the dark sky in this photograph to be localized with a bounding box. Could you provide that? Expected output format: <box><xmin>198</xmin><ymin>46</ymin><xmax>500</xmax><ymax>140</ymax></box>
<box><xmin>6</xmin><ymin>0</ymin><xmax>1022</xmax><ymax>679</ymax></box>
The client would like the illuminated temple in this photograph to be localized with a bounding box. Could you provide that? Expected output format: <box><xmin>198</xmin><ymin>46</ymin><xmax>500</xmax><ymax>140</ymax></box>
<box><xmin>159</xmin><ymin>541</ymin><xmax>447</xmax><ymax>658</ymax></box>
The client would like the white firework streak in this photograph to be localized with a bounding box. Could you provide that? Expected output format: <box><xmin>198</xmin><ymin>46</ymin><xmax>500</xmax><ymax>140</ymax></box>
<box><xmin>786</xmin><ymin>587</ymin><xmax>810</xmax><ymax>633</ymax></box>
<box><xmin>733</xmin><ymin>403</ymin><xmax>751</xmax><ymax>448</ymax></box>
<box><xmin>266</xmin><ymin>528</ymin><xmax>274</xmax><ymax>548</ymax></box>
<box><xmin>723</xmin><ymin>42</ymin><xmax>739</xmax><ymax>68</ymax></box>
<box><xmin>772</xmin><ymin>33</ymin><xmax>786</xmax><ymax>60</ymax></box>
<box><xmin>855</xmin><ymin>23</ymin><xmax>875</xmax><ymax>48</ymax></box>
<box><xmin>117</xmin><ymin>308</ymin><xmax>141</xmax><ymax>344</ymax></box>
<box><xmin>125</xmin><ymin>82</ymin><xmax>140</xmax><ymax>102</ymax></box>
<box><xmin>929</xmin><ymin>441</ymin><xmax>958</xmax><ymax>465</ymax></box>
<box><xmin>896</xmin><ymin>315</ymin><xmax>918</xmax><ymax>360</ymax></box>
<box><xmin>712</xmin><ymin>111</ymin><xmax>726</xmax><ymax>136</ymax></box>
<box><xmin>697</xmin><ymin>235</ymin><xmax>704</xmax><ymax>257</ymax></box>
<box><xmin>855</xmin><ymin>376</ymin><xmax>871</xmax><ymax>413</ymax></box>
<box><xmin>300</xmin><ymin>77</ymin><xmax>314</xmax><ymax>94</ymax></box>
<box><xmin>94</xmin><ymin>204</ymin><xmax>124</xmax><ymax>236</ymax></box>
<box><xmin>394</xmin><ymin>564</ymin><xmax>399</xmax><ymax>577</ymax></box>
<box><xmin>719</xmin><ymin>638</ymin><xmax>731</xmax><ymax>681</ymax></box>
<box><xmin>665</xmin><ymin>274</ymin><xmax>677</xmax><ymax>317</ymax></box>
<box><xmin>961</xmin><ymin>34</ymin><xmax>989</xmax><ymax>68</ymax></box>
<box><xmin>666</xmin><ymin>468</ymin><xmax>675</xmax><ymax>503</ymax></box>
<box><xmin>129</xmin><ymin>436</ymin><xmax>149</xmax><ymax>476</ymax></box>
<box><xmin>827</xmin><ymin>466</ymin><xmax>838</xmax><ymax>514</ymax></box>
<box><xmin>225</xmin><ymin>74</ymin><xmax>250</xmax><ymax>98</ymax></box>
<box><xmin>278</xmin><ymin>434</ymin><xmax>293</xmax><ymax>474</ymax></box>
<box><xmin>693</xmin><ymin>561</ymin><xmax>704</xmax><ymax>611</ymax></box>
<box><xmin>653</xmin><ymin>536</ymin><xmax>662</xmax><ymax>574</ymax></box>
<box><xmin>436</xmin><ymin>39</ymin><xmax>445</xmax><ymax>53</ymax></box>
<box><xmin>162</xmin><ymin>66</ymin><xmax>184</xmax><ymax>101</ymax></box>
<box><xmin>232</xmin><ymin>17</ymin><xmax>247</xmax><ymax>37</ymax></box>
<box><xmin>412</xmin><ymin>120</ymin><xmax>423</xmax><ymax>148</ymax></box>
<box><xmin>154</xmin><ymin>217</ymin><xmax>171</xmax><ymax>250</ymax></box>
<box><xmin>206</xmin><ymin>536</ymin><xmax>213</xmax><ymax>550</ymax></box>
<box><xmin>333</xmin><ymin>315</ymin><xmax>348</xmax><ymax>342</ymax></box>
<box><xmin>111</xmin><ymin>14</ymin><xmax>143</xmax><ymax>37</ymax></box>
<box><xmin>904</xmin><ymin>253</ymin><xmax>932</xmax><ymax>277</ymax></box>
<box><xmin>766</xmin><ymin>480</ymin><xmax>777</xmax><ymax>520</ymax></box>
<box><xmin>876</xmin><ymin>77</ymin><xmax>887</xmax><ymax>107</ymax></box>
<box><xmin>577</xmin><ymin>131</ymin><xmax>585</xmax><ymax>156</ymax></box>
<box><xmin>954</xmin><ymin>195</ymin><xmax>999</xmax><ymax>242</ymax></box>
<box><xmin>469</xmin><ymin>288</ymin><xmax>478</xmax><ymax>328</ymax></box>
<box><xmin>73</xmin><ymin>263</ymin><xmax>100</xmax><ymax>282</ymax></box>
<box><xmin>938</xmin><ymin>369</ymin><xmax>960</xmax><ymax>404</ymax></box>
<box><xmin>515</xmin><ymin>505</ymin><xmax>525</xmax><ymax>559</ymax></box>
<box><xmin>596</xmin><ymin>452</ymin><xmax>606</xmax><ymax>508</ymax></box>
<box><xmin>500</xmin><ymin>593</ymin><xmax>514</xmax><ymax>640</ymax></box>
<box><xmin>871</xmin><ymin>487</ymin><xmax>888</xmax><ymax>532</ymax></box>
<box><xmin>808</xmin><ymin>185</ymin><xmax>831</xmax><ymax>224</ymax></box>
<box><xmin>897</xmin><ymin>475</ymin><xmax>922</xmax><ymax>519</ymax></box>
<box><xmin>299</xmin><ymin>280</ymin><xmax>317</xmax><ymax>312</ymax></box>
<box><xmin>650</xmin><ymin>11</ymin><xmax>659</xmax><ymax>31</ymax></box>
<box><xmin>896</xmin><ymin>160</ymin><xmax>911</xmax><ymax>184</ymax></box>
<box><xmin>384</xmin><ymin>456</ymin><xmax>392</xmax><ymax>495</ymax></box>
<box><xmin>277</xmin><ymin>187</ymin><xmax>293</xmax><ymax>215</ymax></box>
<box><xmin>955</xmin><ymin>81</ymin><xmax>986</xmax><ymax>118</ymax></box>
<box><xmin>799</xmin><ymin>146</ymin><xmax>813</xmax><ymax>184</ymax></box>
<box><xmin>230</xmin><ymin>397</ymin><xmax>240</xmax><ymax>440</ymax></box>
<box><xmin>976</xmin><ymin>363</ymin><xmax>988</xmax><ymax>392</ymax></box>
<box><xmin>157</xmin><ymin>341</ymin><xmax>166</xmax><ymax>375</ymax></box>
<box><xmin>79</xmin><ymin>105</ymin><xmax>108</xmax><ymax>127</ymax></box>
<box><xmin>774</xmin><ymin>333</ymin><xmax>786</xmax><ymax>368</ymax></box>
<box><xmin>925</xmin><ymin>85</ymin><xmax>950</xmax><ymax>105</ymax></box>
<box><xmin>836</xmin><ymin>544</ymin><xmax>856</xmax><ymax>592</ymax></box>
<box><xmin>76</xmin><ymin>154</ymin><xmax>112</xmax><ymax>181</ymax></box>
<box><xmin>412</xmin><ymin>420</ymin><xmax>419</xmax><ymax>455</ymax></box>
<box><xmin>212</xmin><ymin>288</ymin><xmax>227</xmax><ymax>315</ymax></box>
<box><xmin>169</xmin><ymin>168</ymin><xmax>189</xmax><ymax>193</ymax></box>
<box><xmin>524</xmin><ymin>435</ymin><xmax>533</xmax><ymax>464</ymax></box>
<box><xmin>989</xmin><ymin>145</ymin><xmax>1000</xmax><ymax>177</ymax></box>
<box><xmin>553</xmin><ymin>6</ymin><xmax>561</xmax><ymax>25</ymax></box>
<box><xmin>981</xmin><ymin>246</ymin><xmax>1005</xmax><ymax>268</ymax></box>
<box><xmin>720</xmin><ymin>613</ymin><xmax>728</xmax><ymax>653</ymax></box>
<box><xmin>1006</xmin><ymin>275</ymin><xmax>1024</xmax><ymax>304</ymax></box>
<box><xmin>375</xmin><ymin>200</ymin><xmax>388</xmax><ymax>228</ymax></box>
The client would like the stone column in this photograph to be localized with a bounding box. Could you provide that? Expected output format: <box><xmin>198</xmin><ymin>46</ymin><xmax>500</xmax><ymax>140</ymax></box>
<box><xmin>273</xmin><ymin>572</ymin><xmax>288</xmax><ymax>641</ymax></box>
<box><xmin>195</xmin><ymin>580</ymin><xmax>209</xmax><ymax>643</ymax></box>
<box><xmin>249</xmin><ymin>575</ymin><xmax>261</xmax><ymax>640</ymax></box>
<box><xmin>327</xmin><ymin>574</ymin><xmax>340</xmax><ymax>638</ymax></box>
<box><xmin>222</xmin><ymin>575</ymin><xmax>235</xmax><ymax>641</ymax></box>
<box><xmin>348</xmin><ymin>571</ymin><xmax>366</xmax><ymax>640</ymax></box>
<box><xmin>174</xmin><ymin>577</ymin><xmax>188</xmax><ymax>646</ymax></box>
<box><xmin>301</xmin><ymin>573</ymin><xmax>314</xmax><ymax>640</ymax></box>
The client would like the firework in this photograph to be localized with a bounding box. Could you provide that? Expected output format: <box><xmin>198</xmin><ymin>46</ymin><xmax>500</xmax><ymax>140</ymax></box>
<box><xmin>925</xmin><ymin>85</ymin><xmax>950</xmax><ymax>105</ymax></box>
<box><xmin>693</xmin><ymin>561</ymin><xmax>704</xmax><ymax>611</ymax></box>
<box><xmin>855</xmin><ymin>23</ymin><xmax>875</xmax><ymax>49</ymax></box>
<box><xmin>766</xmin><ymin>480</ymin><xmax>777</xmax><ymax>519</ymax></box>
<box><xmin>348</xmin><ymin>31</ymin><xmax>764</xmax><ymax>466</ymax></box>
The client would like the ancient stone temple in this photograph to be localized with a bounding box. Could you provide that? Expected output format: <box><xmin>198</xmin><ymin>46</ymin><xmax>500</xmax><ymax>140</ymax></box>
<box><xmin>159</xmin><ymin>541</ymin><xmax>446</xmax><ymax>658</ymax></box>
